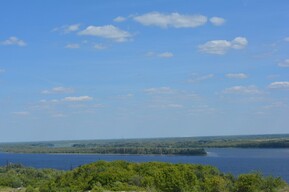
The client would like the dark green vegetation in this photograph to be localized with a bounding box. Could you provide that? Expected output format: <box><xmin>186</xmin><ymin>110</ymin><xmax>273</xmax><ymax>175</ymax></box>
<box><xmin>0</xmin><ymin>163</ymin><xmax>62</xmax><ymax>191</ymax></box>
<box><xmin>1</xmin><ymin>134</ymin><xmax>289</xmax><ymax>155</ymax></box>
<box><xmin>0</xmin><ymin>161</ymin><xmax>288</xmax><ymax>192</ymax></box>
<box><xmin>0</xmin><ymin>145</ymin><xmax>206</xmax><ymax>156</ymax></box>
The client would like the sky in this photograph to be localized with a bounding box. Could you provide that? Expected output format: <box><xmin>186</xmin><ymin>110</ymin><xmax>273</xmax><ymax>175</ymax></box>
<box><xmin>0</xmin><ymin>0</ymin><xmax>289</xmax><ymax>142</ymax></box>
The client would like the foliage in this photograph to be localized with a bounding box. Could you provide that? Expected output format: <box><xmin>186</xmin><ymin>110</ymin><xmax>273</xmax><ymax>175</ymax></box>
<box><xmin>39</xmin><ymin>161</ymin><xmax>287</xmax><ymax>192</ymax></box>
<box><xmin>234</xmin><ymin>173</ymin><xmax>287</xmax><ymax>192</ymax></box>
<box><xmin>0</xmin><ymin>163</ymin><xmax>62</xmax><ymax>190</ymax></box>
<box><xmin>0</xmin><ymin>161</ymin><xmax>287</xmax><ymax>192</ymax></box>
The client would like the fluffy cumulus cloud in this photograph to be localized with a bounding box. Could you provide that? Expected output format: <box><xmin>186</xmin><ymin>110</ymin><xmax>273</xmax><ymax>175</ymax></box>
<box><xmin>226</xmin><ymin>73</ymin><xmax>248</xmax><ymax>79</ymax></box>
<box><xmin>63</xmin><ymin>96</ymin><xmax>93</xmax><ymax>102</ymax></box>
<box><xmin>53</xmin><ymin>24</ymin><xmax>81</xmax><ymax>33</ymax></box>
<box><xmin>1</xmin><ymin>37</ymin><xmax>26</xmax><ymax>46</ymax></box>
<box><xmin>42</xmin><ymin>87</ymin><xmax>74</xmax><ymax>94</ymax></box>
<box><xmin>278</xmin><ymin>59</ymin><xmax>289</xmax><ymax>67</ymax></box>
<box><xmin>199</xmin><ymin>37</ymin><xmax>248</xmax><ymax>55</ymax></box>
<box><xmin>134</xmin><ymin>12</ymin><xmax>207</xmax><ymax>28</ymax></box>
<box><xmin>113</xmin><ymin>16</ymin><xmax>126</xmax><ymax>22</ymax></box>
<box><xmin>268</xmin><ymin>82</ymin><xmax>289</xmax><ymax>89</ymax></box>
<box><xmin>223</xmin><ymin>85</ymin><xmax>261</xmax><ymax>94</ymax></box>
<box><xmin>65</xmin><ymin>43</ymin><xmax>80</xmax><ymax>49</ymax></box>
<box><xmin>231</xmin><ymin>37</ymin><xmax>248</xmax><ymax>49</ymax></box>
<box><xmin>78</xmin><ymin>25</ymin><xmax>132</xmax><ymax>42</ymax></box>
<box><xmin>209</xmin><ymin>17</ymin><xmax>226</xmax><ymax>26</ymax></box>
<box><xmin>199</xmin><ymin>40</ymin><xmax>231</xmax><ymax>54</ymax></box>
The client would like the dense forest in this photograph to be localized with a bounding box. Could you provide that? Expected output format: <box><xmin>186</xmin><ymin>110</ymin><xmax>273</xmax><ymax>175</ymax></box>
<box><xmin>1</xmin><ymin>134</ymin><xmax>289</xmax><ymax>155</ymax></box>
<box><xmin>0</xmin><ymin>146</ymin><xmax>206</xmax><ymax>156</ymax></box>
<box><xmin>0</xmin><ymin>161</ymin><xmax>288</xmax><ymax>192</ymax></box>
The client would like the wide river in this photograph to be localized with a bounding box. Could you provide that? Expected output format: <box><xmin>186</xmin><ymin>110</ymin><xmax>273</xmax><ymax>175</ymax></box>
<box><xmin>1</xmin><ymin>148</ymin><xmax>289</xmax><ymax>183</ymax></box>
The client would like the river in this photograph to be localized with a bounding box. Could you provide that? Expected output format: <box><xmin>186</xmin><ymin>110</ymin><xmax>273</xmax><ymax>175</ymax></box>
<box><xmin>1</xmin><ymin>148</ymin><xmax>289</xmax><ymax>183</ymax></box>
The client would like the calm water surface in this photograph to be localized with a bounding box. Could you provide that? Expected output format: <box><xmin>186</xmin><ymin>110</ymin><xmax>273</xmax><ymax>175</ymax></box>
<box><xmin>1</xmin><ymin>148</ymin><xmax>289</xmax><ymax>183</ymax></box>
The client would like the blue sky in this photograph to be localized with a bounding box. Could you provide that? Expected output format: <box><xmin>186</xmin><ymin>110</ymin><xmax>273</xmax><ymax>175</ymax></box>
<box><xmin>1</xmin><ymin>0</ymin><xmax>289</xmax><ymax>142</ymax></box>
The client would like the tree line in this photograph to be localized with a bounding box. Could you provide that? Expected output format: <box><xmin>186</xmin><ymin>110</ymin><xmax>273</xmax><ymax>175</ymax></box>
<box><xmin>1</xmin><ymin>134</ymin><xmax>289</xmax><ymax>156</ymax></box>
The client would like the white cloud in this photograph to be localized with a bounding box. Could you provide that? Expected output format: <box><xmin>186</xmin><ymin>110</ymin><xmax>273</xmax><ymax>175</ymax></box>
<box><xmin>144</xmin><ymin>87</ymin><xmax>175</xmax><ymax>95</ymax></box>
<box><xmin>134</xmin><ymin>12</ymin><xmax>207</xmax><ymax>28</ymax></box>
<box><xmin>94</xmin><ymin>44</ymin><xmax>106</xmax><ymax>50</ymax></box>
<box><xmin>63</xmin><ymin>96</ymin><xmax>93</xmax><ymax>102</ymax></box>
<box><xmin>42</xmin><ymin>87</ymin><xmax>74</xmax><ymax>94</ymax></box>
<box><xmin>65</xmin><ymin>43</ymin><xmax>80</xmax><ymax>49</ymax></box>
<box><xmin>79</xmin><ymin>25</ymin><xmax>132</xmax><ymax>42</ymax></box>
<box><xmin>199</xmin><ymin>40</ymin><xmax>231</xmax><ymax>54</ymax></box>
<box><xmin>189</xmin><ymin>105</ymin><xmax>216</xmax><ymax>114</ymax></box>
<box><xmin>167</xmin><ymin>104</ymin><xmax>183</xmax><ymax>108</ymax></box>
<box><xmin>268</xmin><ymin>81</ymin><xmax>289</xmax><ymax>89</ymax></box>
<box><xmin>1</xmin><ymin>37</ymin><xmax>26</xmax><ymax>46</ymax></box>
<box><xmin>12</xmin><ymin>111</ymin><xmax>30</xmax><ymax>116</ymax></box>
<box><xmin>226</xmin><ymin>73</ymin><xmax>248</xmax><ymax>79</ymax></box>
<box><xmin>146</xmin><ymin>51</ymin><xmax>155</xmax><ymax>57</ymax></box>
<box><xmin>39</xmin><ymin>99</ymin><xmax>60</xmax><ymax>104</ymax></box>
<box><xmin>144</xmin><ymin>87</ymin><xmax>199</xmax><ymax>110</ymax></box>
<box><xmin>158</xmin><ymin>52</ymin><xmax>174</xmax><ymax>58</ymax></box>
<box><xmin>278</xmin><ymin>59</ymin><xmax>289</xmax><ymax>67</ymax></box>
<box><xmin>188</xmin><ymin>73</ymin><xmax>214</xmax><ymax>83</ymax></box>
<box><xmin>209</xmin><ymin>17</ymin><xmax>225</xmax><ymax>26</ymax></box>
<box><xmin>114</xmin><ymin>16</ymin><xmax>126</xmax><ymax>22</ymax></box>
<box><xmin>52</xmin><ymin>113</ymin><xmax>66</xmax><ymax>118</ymax></box>
<box><xmin>149</xmin><ymin>103</ymin><xmax>184</xmax><ymax>109</ymax></box>
<box><xmin>262</xmin><ymin>102</ymin><xmax>286</xmax><ymax>110</ymax></box>
<box><xmin>223</xmin><ymin>85</ymin><xmax>262</xmax><ymax>94</ymax></box>
<box><xmin>53</xmin><ymin>24</ymin><xmax>80</xmax><ymax>33</ymax></box>
<box><xmin>146</xmin><ymin>51</ymin><xmax>174</xmax><ymax>58</ymax></box>
<box><xmin>145</xmin><ymin>87</ymin><xmax>199</xmax><ymax>99</ymax></box>
<box><xmin>116</xmin><ymin>93</ymin><xmax>134</xmax><ymax>100</ymax></box>
<box><xmin>231</xmin><ymin>37</ymin><xmax>248</xmax><ymax>49</ymax></box>
<box><xmin>67</xmin><ymin>24</ymin><xmax>81</xmax><ymax>32</ymax></box>
<box><xmin>199</xmin><ymin>37</ymin><xmax>248</xmax><ymax>55</ymax></box>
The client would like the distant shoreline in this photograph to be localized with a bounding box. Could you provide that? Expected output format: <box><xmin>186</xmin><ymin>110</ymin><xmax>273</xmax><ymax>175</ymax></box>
<box><xmin>1</xmin><ymin>134</ymin><xmax>289</xmax><ymax>156</ymax></box>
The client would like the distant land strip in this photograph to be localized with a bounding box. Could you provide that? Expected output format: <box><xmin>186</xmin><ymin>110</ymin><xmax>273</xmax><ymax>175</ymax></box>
<box><xmin>1</xmin><ymin>134</ymin><xmax>289</xmax><ymax>155</ymax></box>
